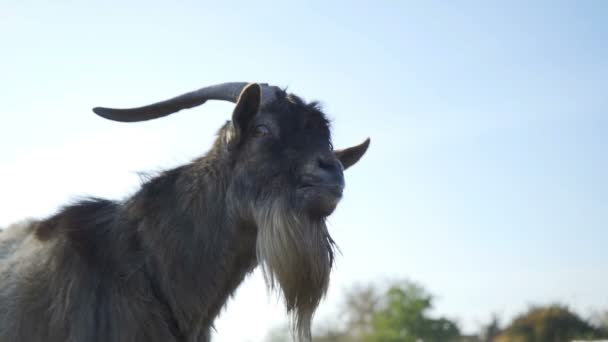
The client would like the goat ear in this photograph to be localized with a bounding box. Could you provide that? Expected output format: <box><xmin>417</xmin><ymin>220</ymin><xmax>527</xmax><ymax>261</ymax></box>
<box><xmin>232</xmin><ymin>83</ymin><xmax>261</xmax><ymax>138</ymax></box>
<box><xmin>335</xmin><ymin>138</ymin><xmax>370</xmax><ymax>170</ymax></box>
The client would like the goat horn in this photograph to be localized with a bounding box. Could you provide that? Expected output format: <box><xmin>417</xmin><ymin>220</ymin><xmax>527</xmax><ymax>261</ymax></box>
<box><xmin>92</xmin><ymin>82</ymin><xmax>280</xmax><ymax>122</ymax></box>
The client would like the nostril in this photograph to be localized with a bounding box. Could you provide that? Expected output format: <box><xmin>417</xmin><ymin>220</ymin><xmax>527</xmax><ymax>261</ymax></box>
<box><xmin>318</xmin><ymin>158</ymin><xmax>334</xmax><ymax>171</ymax></box>
<box><xmin>317</xmin><ymin>156</ymin><xmax>341</xmax><ymax>173</ymax></box>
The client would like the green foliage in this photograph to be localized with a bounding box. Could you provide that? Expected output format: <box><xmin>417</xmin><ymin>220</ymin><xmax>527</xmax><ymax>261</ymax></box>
<box><xmin>362</xmin><ymin>281</ymin><xmax>460</xmax><ymax>342</ymax></box>
<box><xmin>495</xmin><ymin>304</ymin><xmax>608</xmax><ymax>342</ymax></box>
<box><xmin>312</xmin><ymin>280</ymin><xmax>460</xmax><ymax>342</ymax></box>
<box><xmin>264</xmin><ymin>282</ymin><xmax>608</xmax><ymax>342</ymax></box>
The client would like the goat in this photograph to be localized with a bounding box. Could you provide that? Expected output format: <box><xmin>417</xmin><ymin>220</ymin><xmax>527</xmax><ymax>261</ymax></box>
<box><xmin>0</xmin><ymin>82</ymin><xmax>369</xmax><ymax>342</ymax></box>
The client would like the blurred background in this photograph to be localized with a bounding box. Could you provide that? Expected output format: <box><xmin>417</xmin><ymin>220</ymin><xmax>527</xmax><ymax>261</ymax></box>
<box><xmin>1</xmin><ymin>1</ymin><xmax>606</xmax><ymax>341</ymax></box>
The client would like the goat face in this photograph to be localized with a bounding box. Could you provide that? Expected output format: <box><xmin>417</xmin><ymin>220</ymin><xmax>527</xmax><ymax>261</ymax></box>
<box><xmin>227</xmin><ymin>84</ymin><xmax>368</xmax><ymax>220</ymax></box>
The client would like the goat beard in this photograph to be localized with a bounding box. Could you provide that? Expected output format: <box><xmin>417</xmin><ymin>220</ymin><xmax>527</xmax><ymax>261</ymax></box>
<box><xmin>254</xmin><ymin>199</ymin><xmax>336</xmax><ymax>341</ymax></box>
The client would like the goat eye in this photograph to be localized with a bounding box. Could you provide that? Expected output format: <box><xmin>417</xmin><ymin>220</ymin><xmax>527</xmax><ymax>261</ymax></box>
<box><xmin>253</xmin><ymin>125</ymin><xmax>271</xmax><ymax>137</ymax></box>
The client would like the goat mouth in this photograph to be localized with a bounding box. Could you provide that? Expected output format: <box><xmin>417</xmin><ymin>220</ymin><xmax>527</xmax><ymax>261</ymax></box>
<box><xmin>298</xmin><ymin>183</ymin><xmax>344</xmax><ymax>197</ymax></box>
<box><xmin>297</xmin><ymin>183</ymin><xmax>343</xmax><ymax>217</ymax></box>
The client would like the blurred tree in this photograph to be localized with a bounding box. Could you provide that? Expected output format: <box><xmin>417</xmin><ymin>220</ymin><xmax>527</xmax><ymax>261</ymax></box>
<box><xmin>312</xmin><ymin>284</ymin><xmax>380</xmax><ymax>342</ymax></box>
<box><xmin>363</xmin><ymin>281</ymin><xmax>460</xmax><ymax>342</ymax></box>
<box><xmin>593</xmin><ymin>310</ymin><xmax>608</xmax><ymax>331</ymax></box>
<box><xmin>479</xmin><ymin>314</ymin><xmax>501</xmax><ymax>342</ymax></box>
<box><xmin>267</xmin><ymin>287</ymin><xmax>608</xmax><ymax>342</ymax></box>
<box><xmin>313</xmin><ymin>328</ymin><xmax>353</xmax><ymax>342</ymax></box>
<box><xmin>343</xmin><ymin>283</ymin><xmax>380</xmax><ymax>338</ymax></box>
<box><xmin>312</xmin><ymin>280</ymin><xmax>461</xmax><ymax>342</ymax></box>
<box><xmin>495</xmin><ymin>304</ymin><xmax>608</xmax><ymax>342</ymax></box>
<box><xmin>591</xmin><ymin>310</ymin><xmax>608</xmax><ymax>335</ymax></box>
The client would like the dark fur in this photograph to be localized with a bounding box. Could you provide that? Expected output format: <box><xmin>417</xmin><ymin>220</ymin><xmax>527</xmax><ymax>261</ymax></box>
<box><xmin>0</xmin><ymin>88</ymin><xmax>368</xmax><ymax>342</ymax></box>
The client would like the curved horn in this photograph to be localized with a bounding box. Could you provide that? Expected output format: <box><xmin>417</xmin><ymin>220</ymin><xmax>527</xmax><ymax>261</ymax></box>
<box><xmin>92</xmin><ymin>82</ymin><xmax>280</xmax><ymax>122</ymax></box>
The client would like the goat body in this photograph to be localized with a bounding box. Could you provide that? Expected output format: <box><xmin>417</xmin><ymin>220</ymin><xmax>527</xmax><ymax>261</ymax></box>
<box><xmin>0</xmin><ymin>83</ymin><xmax>369</xmax><ymax>342</ymax></box>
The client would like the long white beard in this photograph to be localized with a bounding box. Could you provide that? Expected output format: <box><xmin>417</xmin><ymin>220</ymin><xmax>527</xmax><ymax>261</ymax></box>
<box><xmin>254</xmin><ymin>199</ymin><xmax>336</xmax><ymax>341</ymax></box>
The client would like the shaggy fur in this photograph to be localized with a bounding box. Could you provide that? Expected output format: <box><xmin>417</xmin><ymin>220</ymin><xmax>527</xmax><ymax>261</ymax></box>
<box><xmin>255</xmin><ymin>199</ymin><xmax>336</xmax><ymax>340</ymax></box>
<box><xmin>0</xmin><ymin>85</ymin><xmax>368</xmax><ymax>342</ymax></box>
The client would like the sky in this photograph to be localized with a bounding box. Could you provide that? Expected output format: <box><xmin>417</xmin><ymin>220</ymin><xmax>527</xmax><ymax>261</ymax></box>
<box><xmin>1</xmin><ymin>1</ymin><xmax>607</xmax><ymax>341</ymax></box>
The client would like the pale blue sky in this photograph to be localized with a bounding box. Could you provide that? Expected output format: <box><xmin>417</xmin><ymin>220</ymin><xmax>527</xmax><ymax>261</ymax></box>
<box><xmin>1</xmin><ymin>1</ymin><xmax>607</xmax><ymax>341</ymax></box>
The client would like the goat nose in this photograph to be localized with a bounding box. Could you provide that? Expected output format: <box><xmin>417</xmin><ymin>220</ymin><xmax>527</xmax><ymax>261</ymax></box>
<box><xmin>312</xmin><ymin>155</ymin><xmax>344</xmax><ymax>186</ymax></box>
<box><xmin>300</xmin><ymin>155</ymin><xmax>345</xmax><ymax>195</ymax></box>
